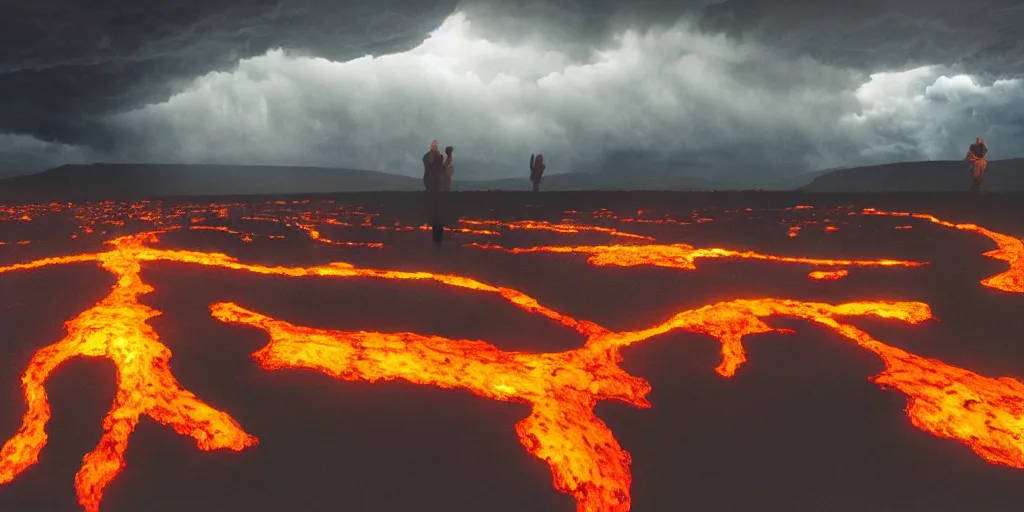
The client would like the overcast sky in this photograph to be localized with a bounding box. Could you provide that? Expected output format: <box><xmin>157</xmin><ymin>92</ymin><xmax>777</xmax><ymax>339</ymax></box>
<box><xmin>1</xmin><ymin>0</ymin><xmax>1022</xmax><ymax>185</ymax></box>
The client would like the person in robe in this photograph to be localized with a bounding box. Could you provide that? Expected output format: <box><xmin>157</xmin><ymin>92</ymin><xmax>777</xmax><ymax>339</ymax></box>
<box><xmin>422</xmin><ymin>139</ymin><xmax>445</xmax><ymax>192</ymax></box>
<box><xmin>965</xmin><ymin>136</ymin><xmax>988</xmax><ymax>193</ymax></box>
<box><xmin>529</xmin><ymin>154</ymin><xmax>546</xmax><ymax>192</ymax></box>
<box><xmin>421</xmin><ymin>139</ymin><xmax>447</xmax><ymax>245</ymax></box>
<box><xmin>441</xmin><ymin>146</ymin><xmax>455</xmax><ymax>191</ymax></box>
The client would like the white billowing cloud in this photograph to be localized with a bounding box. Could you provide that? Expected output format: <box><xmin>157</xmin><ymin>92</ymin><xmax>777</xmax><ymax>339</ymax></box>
<box><xmin>104</xmin><ymin>11</ymin><xmax>1024</xmax><ymax>185</ymax></box>
<box><xmin>843</xmin><ymin>66</ymin><xmax>1024</xmax><ymax>162</ymax></box>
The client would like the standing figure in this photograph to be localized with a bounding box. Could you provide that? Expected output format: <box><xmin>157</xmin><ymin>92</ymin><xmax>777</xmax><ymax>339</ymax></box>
<box><xmin>422</xmin><ymin>139</ymin><xmax>446</xmax><ymax>245</ymax></box>
<box><xmin>422</xmin><ymin>139</ymin><xmax>444</xmax><ymax>192</ymax></box>
<box><xmin>965</xmin><ymin>136</ymin><xmax>988</xmax><ymax>193</ymax></box>
<box><xmin>442</xmin><ymin>146</ymin><xmax>455</xmax><ymax>191</ymax></box>
<box><xmin>529</xmin><ymin>153</ymin><xmax>546</xmax><ymax>192</ymax></box>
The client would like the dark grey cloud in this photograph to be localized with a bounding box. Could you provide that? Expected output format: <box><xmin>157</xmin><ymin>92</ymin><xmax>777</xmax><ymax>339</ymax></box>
<box><xmin>1</xmin><ymin>0</ymin><xmax>1022</xmax><ymax>182</ymax></box>
<box><xmin>699</xmin><ymin>0</ymin><xmax>1024</xmax><ymax>75</ymax></box>
<box><xmin>0</xmin><ymin>134</ymin><xmax>99</xmax><ymax>176</ymax></box>
<box><xmin>0</xmin><ymin>0</ymin><xmax>458</xmax><ymax>146</ymax></box>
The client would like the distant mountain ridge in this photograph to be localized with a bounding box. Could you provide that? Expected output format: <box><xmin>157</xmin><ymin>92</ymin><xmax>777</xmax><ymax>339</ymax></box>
<box><xmin>0</xmin><ymin>164</ymin><xmax>424</xmax><ymax>203</ymax></box>
<box><xmin>0</xmin><ymin>163</ymin><xmax>732</xmax><ymax>202</ymax></box>
<box><xmin>0</xmin><ymin>159</ymin><xmax>1022</xmax><ymax>203</ymax></box>
<box><xmin>456</xmin><ymin>168</ymin><xmax>731</xmax><ymax>191</ymax></box>
<box><xmin>802</xmin><ymin>158</ymin><xmax>1024</xmax><ymax>192</ymax></box>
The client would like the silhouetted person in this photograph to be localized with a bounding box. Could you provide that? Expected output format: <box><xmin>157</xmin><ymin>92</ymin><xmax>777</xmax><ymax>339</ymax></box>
<box><xmin>442</xmin><ymin>146</ymin><xmax>454</xmax><ymax>191</ymax></box>
<box><xmin>423</xmin><ymin>139</ymin><xmax>445</xmax><ymax>192</ymax></box>
<box><xmin>422</xmin><ymin>139</ymin><xmax>446</xmax><ymax>246</ymax></box>
<box><xmin>529</xmin><ymin>154</ymin><xmax>546</xmax><ymax>192</ymax></box>
<box><xmin>965</xmin><ymin>136</ymin><xmax>988</xmax><ymax>193</ymax></box>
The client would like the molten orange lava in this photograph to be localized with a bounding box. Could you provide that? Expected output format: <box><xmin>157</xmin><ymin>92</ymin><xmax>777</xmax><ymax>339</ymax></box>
<box><xmin>459</xmin><ymin>219</ymin><xmax>654</xmax><ymax>240</ymax></box>
<box><xmin>212</xmin><ymin>297</ymin><xmax>1024</xmax><ymax>512</ymax></box>
<box><xmin>809</xmin><ymin>269</ymin><xmax>849</xmax><ymax>280</ymax></box>
<box><xmin>0</xmin><ymin>235</ymin><xmax>258</xmax><ymax>512</ymax></box>
<box><xmin>861</xmin><ymin>209</ymin><xmax>1024</xmax><ymax>293</ymax></box>
<box><xmin>1</xmin><ymin>205</ymin><xmax>1022</xmax><ymax>512</ymax></box>
<box><xmin>298</xmin><ymin>224</ymin><xmax>386</xmax><ymax>248</ymax></box>
<box><xmin>467</xmin><ymin>242</ymin><xmax>924</xmax><ymax>272</ymax></box>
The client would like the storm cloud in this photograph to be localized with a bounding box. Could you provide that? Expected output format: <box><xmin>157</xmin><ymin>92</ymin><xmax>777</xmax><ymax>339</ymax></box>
<box><xmin>1</xmin><ymin>0</ymin><xmax>1023</xmax><ymax>183</ymax></box>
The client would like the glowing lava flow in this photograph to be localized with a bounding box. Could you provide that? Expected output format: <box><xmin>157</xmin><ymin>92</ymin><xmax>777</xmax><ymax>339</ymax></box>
<box><xmin>0</xmin><ymin>230</ymin><xmax>605</xmax><ymax>510</ymax></box>
<box><xmin>809</xmin><ymin>270</ymin><xmax>849</xmax><ymax>281</ymax></box>
<box><xmin>210</xmin><ymin>303</ymin><xmax>645</xmax><ymax>512</ymax></box>
<box><xmin>0</xmin><ymin>234</ymin><xmax>258</xmax><ymax>512</ymax></box>
<box><xmin>609</xmin><ymin>299</ymin><xmax>1024</xmax><ymax>470</ymax></box>
<box><xmin>467</xmin><ymin>242</ymin><xmax>925</xmax><ymax>272</ymax></box>
<box><xmin>1</xmin><ymin>226</ymin><xmax>1022</xmax><ymax>512</ymax></box>
<box><xmin>212</xmin><ymin>297</ymin><xmax>1024</xmax><ymax>512</ymax></box>
<box><xmin>298</xmin><ymin>224</ymin><xmax>385</xmax><ymax>248</ymax></box>
<box><xmin>459</xmin><ymin>219</ymin><xmax>654</xmax><ymax>240</ymax></box>
<box><xmin>861</xmin><ymin>208</ymin><xmax>1024</xmax><ymax>292</ymax></box>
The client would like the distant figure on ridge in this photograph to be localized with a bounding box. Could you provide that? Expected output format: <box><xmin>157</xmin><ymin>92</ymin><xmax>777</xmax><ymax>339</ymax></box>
<box><xmin>442</xmin><ymin>146</ymin><xmax>455</xmax><ymax>191</ymax></box>
<box><xmin>423</xmin><ymin>139</ymin><xmax>445</xmax><ymax>192</ymax></box>
<box><xmin>964</xmin><ymin>136</ymin><xmax>988</xmax><ymax>193</ymax></box>
<box><xmin>529</xmin><ymin>153</ymin><xmax>546</xmax><ymax>192</ymax></box>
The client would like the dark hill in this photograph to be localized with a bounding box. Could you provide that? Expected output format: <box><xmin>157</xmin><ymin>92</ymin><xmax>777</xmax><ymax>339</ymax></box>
<box><xmin>457</xmin><ymin>169</ymin><xmax>730</xmax><ymax>191</ymax></box>
<box><xmin>4</xmin><ymin>159</ymin><xmax>1023</xmax><ymax>204</ymax></box>
<box><xmin>801</xmin><ymin>158</ymin><xmax>1024</xmax><ymax>192</ymax></box>
<box><xmin>0</xmin><ymin>163</ymin><xmax>424</xmax><ymax>203</ymax></box>
<box><xmin>0</xmin><ymin>163</ymin><xmax>735</xmax><ymax>203</ymax></box>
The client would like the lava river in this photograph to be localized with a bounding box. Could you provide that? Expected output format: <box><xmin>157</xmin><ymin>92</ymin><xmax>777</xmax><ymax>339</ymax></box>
<box><xmin>0</xmin><ymin>205</ymin><xmax>1022</xmax><ymax>512</ymax></box>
